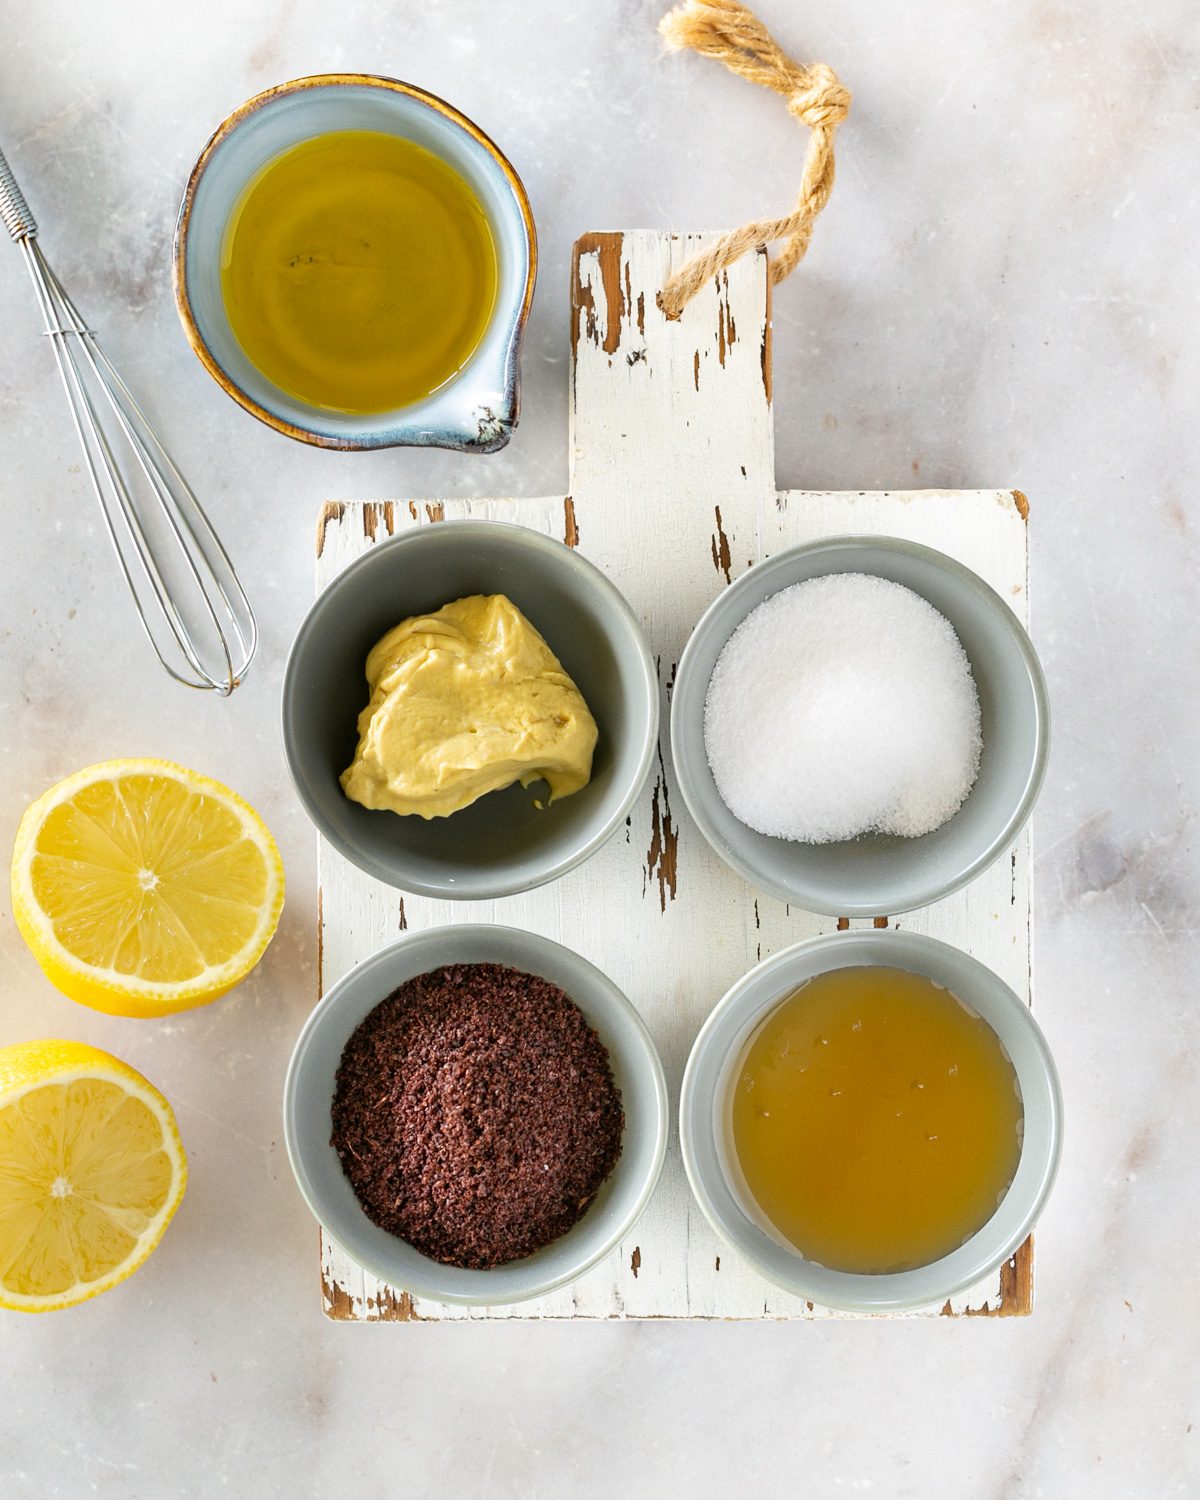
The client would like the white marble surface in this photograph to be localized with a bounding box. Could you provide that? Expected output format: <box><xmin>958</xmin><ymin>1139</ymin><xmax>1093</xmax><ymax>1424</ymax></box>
<box><xmin>0</xmin><ymin>1</ymin><xmax>1196</xmax><ymax>1495</ymax></box>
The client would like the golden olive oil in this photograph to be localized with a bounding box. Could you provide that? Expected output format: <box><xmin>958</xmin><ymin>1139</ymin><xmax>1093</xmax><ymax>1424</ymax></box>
<box><xmin>220</xmin><ymin>130</ymin><xmax>498</xmax><ymax>413</ymax></box>
<box><xmin>730</xmin><ymin>966</ymin><xmax>1023</xmax><ymax>1274</ymax></box>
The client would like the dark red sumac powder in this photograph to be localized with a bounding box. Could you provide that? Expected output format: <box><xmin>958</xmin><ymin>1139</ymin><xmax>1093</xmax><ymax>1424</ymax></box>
<box><xmin>330</xmin><ymin>962</ymin><xmax>625</xmax><ymax>1269</ymax></box>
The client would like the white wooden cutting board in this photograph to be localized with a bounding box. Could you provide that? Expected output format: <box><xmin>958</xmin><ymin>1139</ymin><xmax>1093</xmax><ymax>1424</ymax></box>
<box><xmin>315</xmin><ymin>231</ymin><xmax>1034</xmax><ymax>1321</ymax></box>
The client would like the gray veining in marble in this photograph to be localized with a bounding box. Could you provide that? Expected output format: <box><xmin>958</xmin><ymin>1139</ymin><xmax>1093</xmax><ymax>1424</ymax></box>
<box><xmin>0</xmin><ymin>1</ymin><xmax>1196</xmax><ymax>1496</ymax></box>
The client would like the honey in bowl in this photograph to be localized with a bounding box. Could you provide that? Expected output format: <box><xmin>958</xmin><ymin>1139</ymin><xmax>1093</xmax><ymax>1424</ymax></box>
<box><xmin>729</xmin><ymin>966</ymin><xmax>1022</xmax><ymax>1274</ymax></box>
<box><xmin>220</xmin><ymin>130</ymin><xmax>498</xmax><ymax>413</ymax></box>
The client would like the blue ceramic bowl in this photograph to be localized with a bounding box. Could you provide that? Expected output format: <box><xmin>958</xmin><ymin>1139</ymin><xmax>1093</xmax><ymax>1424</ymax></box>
<box><xmin>173</xmin><ymin>74</ymin><xmax>536</xmax><ymax>451</ymax></box>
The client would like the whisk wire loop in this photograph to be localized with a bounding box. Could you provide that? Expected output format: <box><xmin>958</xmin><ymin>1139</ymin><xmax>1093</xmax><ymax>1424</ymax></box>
<box><xmin>1</xmin><ymin>144</ymin><xmax>255</xmax><ymax>695</ymax></box>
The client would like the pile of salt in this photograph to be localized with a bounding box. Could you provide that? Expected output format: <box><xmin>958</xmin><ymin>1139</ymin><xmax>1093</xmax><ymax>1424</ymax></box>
<box><xmin>703</xmin><ymin>573</ymin><xmax>982</xmax><ymax>844</ymax></box>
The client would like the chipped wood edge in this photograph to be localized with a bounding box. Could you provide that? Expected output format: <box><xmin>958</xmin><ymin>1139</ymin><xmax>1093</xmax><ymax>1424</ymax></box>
<box><xmin>323</xmin><ymin>1273</ymin><xmax>420</xmax><ymax>1322</ymax></box>
<box><xmin>572</xmin><ymin>231</ymin><xmax>627</xmax><ymax>356</ymax></box>
<box><xmin>571</xmin><ymin>231</ymin><xmax>773</xmax><ymax>408</ymax></box>
<box><xmin>317</xmin><ymin>499</ymin><xmax>459</xmax><ymax>559</ymax></box>
<box><xmin>322</xmin><ymin>1245</ymin><xmax>1028</xmax><ymax>1321</ymax></box>
<box><xmin>315</xmin><ymin>501</ymin><xmax>345</xmax><ymax>559</ymax></box>
<box><xmin>943</xmin><ymin>1236</ymin><xmax>1034</xmax><ymax>1318</ymax></box>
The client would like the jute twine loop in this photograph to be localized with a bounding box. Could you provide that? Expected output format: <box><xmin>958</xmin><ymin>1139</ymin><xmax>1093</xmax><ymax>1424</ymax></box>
<box><xmin>657</xmin><ymin>0</ymin><xmax>851</xmax><ymax>317</ymax></box>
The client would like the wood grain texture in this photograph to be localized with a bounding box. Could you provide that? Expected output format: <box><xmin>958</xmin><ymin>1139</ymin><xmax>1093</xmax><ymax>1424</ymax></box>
<box><xmin>316</xmin><ymin>232</ymin><xmax>1034</xmax><ymax>1321</ymax></box>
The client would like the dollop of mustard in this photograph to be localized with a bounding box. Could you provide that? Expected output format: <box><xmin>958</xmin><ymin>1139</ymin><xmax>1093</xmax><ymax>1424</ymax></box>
<box><xmin>340</xmin><ymin>594</ymin><xmax>598</xmax><ymax>819</ymax></box>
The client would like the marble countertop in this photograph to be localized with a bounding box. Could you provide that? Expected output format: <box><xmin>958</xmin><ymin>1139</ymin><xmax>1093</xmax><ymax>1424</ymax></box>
<box><xmin>0</xmin><ymin>1</ymin><xmax>1196</xmax><ymax>1495</ymax></box>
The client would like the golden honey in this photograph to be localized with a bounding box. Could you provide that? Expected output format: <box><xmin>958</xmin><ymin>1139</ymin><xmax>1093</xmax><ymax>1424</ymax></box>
<box><xmin>220</xmin><ymin>130</ymin><xmax>498</xmax><ymax>413</ymax></box>
<box><xmin>730</xmin><ymin>966</ymin><xmax>1022</xmax><ymax>1274</ymax></box>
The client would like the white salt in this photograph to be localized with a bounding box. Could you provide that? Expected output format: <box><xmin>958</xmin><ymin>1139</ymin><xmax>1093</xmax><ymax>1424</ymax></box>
<box><xmin>703</xmin><ymin>573</ymin><xmax>982</xmax><ymax>843</ymax></box>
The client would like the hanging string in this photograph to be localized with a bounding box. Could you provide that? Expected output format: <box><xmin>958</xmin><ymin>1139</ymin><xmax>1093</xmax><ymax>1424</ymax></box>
<box><xmin>657</xmin><ymin>0</ymin><xmax>851</xmax><ymax>316</ymax></box>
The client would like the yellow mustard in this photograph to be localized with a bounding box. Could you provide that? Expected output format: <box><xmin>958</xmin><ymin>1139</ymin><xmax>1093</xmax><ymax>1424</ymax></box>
<box><xmin>340</xmin><ymin>595</ymin><xmax>598</xmax><ymax>819</ymax></box>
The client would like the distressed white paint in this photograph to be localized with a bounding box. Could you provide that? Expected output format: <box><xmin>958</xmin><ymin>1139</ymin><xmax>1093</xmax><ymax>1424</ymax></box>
<box><xmin>316</xmin><ymin>233</ymin><xmax>1032</xmax><ymax>1321</ymax></box>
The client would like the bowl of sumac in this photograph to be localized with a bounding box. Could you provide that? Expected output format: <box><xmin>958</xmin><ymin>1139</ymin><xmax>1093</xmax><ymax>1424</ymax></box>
<box><xmin>283</xmin><ymin>923</ymin><xmax>668</xmax><ymax>1305</ymax></box>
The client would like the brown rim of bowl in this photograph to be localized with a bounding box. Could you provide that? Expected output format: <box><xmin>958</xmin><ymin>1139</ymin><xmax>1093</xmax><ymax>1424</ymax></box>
<box><xmin>171</xmin><ymin>72</ymin><xmax>538</xmax><ymax>450</ymax></box>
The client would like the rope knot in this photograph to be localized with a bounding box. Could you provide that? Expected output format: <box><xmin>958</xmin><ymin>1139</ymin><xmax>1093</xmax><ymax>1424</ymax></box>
<box><xmin>786</xmin><ymin>64</ymin><xmax>851</xmax><ymax>130</ymax></box>
<box><xmin>656</xmin><ymin>0</ymin><xmax>850</xmax><ymax>316</ymax></box>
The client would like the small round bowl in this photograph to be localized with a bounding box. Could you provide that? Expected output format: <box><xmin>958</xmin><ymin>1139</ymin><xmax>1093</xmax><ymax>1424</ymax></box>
<box><xmin>670</xmin><ymin>536</ymin><xmax>1049</xmax><ymax>917</ymax></box>
<box><xmin>284</xmin><ymin>925</ymin><xmax>668</xmax><ymax>1306</ymax></box>
<box><xmin>282</xmin><ymin>519</ymin><xmax>659</xmax><ymax>900</ymax></box>
<box><xmin>680</xmin><ymin>930</ymin><xmax>1062</xmax><ymax>1313</ymax></box>
<box><xmin>174</xmin><ymin>74</ymin><xmax>535</xmax><ymax>452</ymax></box>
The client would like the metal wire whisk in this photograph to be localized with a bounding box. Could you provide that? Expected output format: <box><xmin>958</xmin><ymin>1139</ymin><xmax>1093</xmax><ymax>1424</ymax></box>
<box><xmin>0</xmin><ymin>145</ymin><xmax>256</xmax><ymax>695</ymax></box>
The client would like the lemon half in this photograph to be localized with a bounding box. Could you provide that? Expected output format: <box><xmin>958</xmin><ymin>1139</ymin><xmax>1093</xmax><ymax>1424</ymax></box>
<box><xmin>0</xmin><ymin>1040</ymin><xmax>187</xmax><ymax>1312</ymax></box>
<box><xmin>11</xmin><ymin>759</ymin><xmax>284</xmax><ymax>1017</ymax></box>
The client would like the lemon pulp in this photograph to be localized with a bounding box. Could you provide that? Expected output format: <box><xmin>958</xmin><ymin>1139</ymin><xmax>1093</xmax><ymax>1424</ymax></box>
<box><xmin>11</xmin><ymin>760</ymin><xmax>284</xmax><ymax>1016</ymax></box>
<box><xmin>0</xmin><ymin>1042</ymin><xmax>186</xmax><ymax>1311</ymax></box>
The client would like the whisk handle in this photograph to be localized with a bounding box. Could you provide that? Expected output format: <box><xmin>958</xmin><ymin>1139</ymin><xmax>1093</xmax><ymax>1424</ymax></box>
<box><xmin>0</xmin><ymin>146</ymin><xmax>37</xmax><ymax>241</ymax></box>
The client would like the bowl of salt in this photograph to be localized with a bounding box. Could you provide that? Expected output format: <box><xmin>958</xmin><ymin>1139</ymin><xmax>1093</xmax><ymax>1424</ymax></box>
<box><xmin>669</xmin><ymin>536</ymin><xmax>1049</xmax><ymax>917</ymax></box>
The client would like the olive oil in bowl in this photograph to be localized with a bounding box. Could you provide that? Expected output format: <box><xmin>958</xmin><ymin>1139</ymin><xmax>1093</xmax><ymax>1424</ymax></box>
<box><xmin>729</xmin><ymin>966</ymin><xmax>1023</xmax><ymax>1275</ymax></box>
<box><xmin>220</xmin><ymin>130</ymin><xmax>498</xmax><ymax>414</ymax></box>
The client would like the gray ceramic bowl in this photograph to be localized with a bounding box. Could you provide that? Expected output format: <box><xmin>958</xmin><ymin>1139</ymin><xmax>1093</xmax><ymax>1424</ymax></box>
<box><xmin>283</xmin><ymin>925</ymin><xmax>668</xmax><ymax>1306</ymax></box>
<box><xmin>282</xmin><ymin>519</ymin><xmax>659</xmax><ymax>899</ymax></box>
<box><xmin>680</xmin><ymin>930</ymin><xmax>1062</xmax><ymax>1313</ymax></box>
<box><xmin>174</xmin><ymin>74</ymin><xmax>535</xmax><ymax>452</ymax></box>
<box><xmin>670</xmin><ymin>536</ymin><xmax>1049</xmax><ymax>917</ymax></box>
